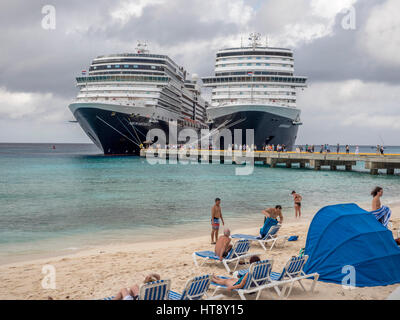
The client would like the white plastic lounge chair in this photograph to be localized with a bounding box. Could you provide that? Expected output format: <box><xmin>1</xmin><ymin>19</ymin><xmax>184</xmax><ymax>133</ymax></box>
<box><xmin>102</xmin><ymin>279</ymin><xmax>171</xmax><ymax>300</ymax></box>
<box><xmin>168</xmin><ymin>275</ymin><xmax>211</xmax><ymax>300</ymax></box>
<box><xmin>231</xmin><ymin>225</ymin><xmax>288</xmax><ymax>251</ymax></box>
<box><xmin>192</xmin><ymin>239</ymin><xmax>256</xmax><ymax>273</ymax></box>
<box><xmin>210</xmin><ymin>259</ymin><xmax>275</xmax><ymax>300</ymax></box>
<box><xmin>236</xmin><ymin>255</ymin><xmax>319</xmax><ymax>299</ymax></box>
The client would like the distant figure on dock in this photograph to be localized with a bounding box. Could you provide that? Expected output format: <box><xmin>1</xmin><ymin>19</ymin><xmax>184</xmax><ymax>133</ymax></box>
<box><xmin>336</xmin><ymin>144</ymin><xmax>340</xmax><ymax>154</ymax></box>
<box><xmin>211</xmin><ymin>198</ymin><xmax>224</xmax><ymax>244</ymax></box>
<box><xmin>291</xmin><ymin>191</ymin><xmax>302</xmax><ymax>218</ymax></box>
<box><xmin>346</xmin><ymin>145</ymin><xmax>350</xmax><ymax>154</ymax></box>
<box><xmin>215</xmin><ymin>228</ymin><xmax>232</xmax><ymax>260</ymax></box>
<box><xmin>370</xmin><ymin>186</ymin><xmax>391</xmax><ymax>228</ymax></box>
<box><xmin>380</xmin><ymin>146</ymin><xmax>385</xmax><ymax>155</ymax></box>
<box><xmin>355</xmin><ymin>145</ymin><xmax>359</xmax><ymax>154</ymax></box>
<box><xmin>260</xmin><ymin>205</ymin><xmax>283</xmax><ymax>238</ymax></box>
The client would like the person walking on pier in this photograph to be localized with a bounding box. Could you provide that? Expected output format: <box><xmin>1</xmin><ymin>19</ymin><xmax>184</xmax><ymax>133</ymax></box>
<box><xmin>337</xmin><ymin>144</ymin><xmax>340</xmax><ymax>154</ymax></box>
<box><xmin>211</xmin><ymin>198</ymin><xmax>225</xmax><ymax>244</ymax></box>
<box><xmin>291</xmin><ymin>191</ymin><xmax>302</xmax><ymax>218</ymax></box>
<box><xmin>346</xmin><ymin>145</ymin><xmax>350</xmax><ymax>154</ymax></box>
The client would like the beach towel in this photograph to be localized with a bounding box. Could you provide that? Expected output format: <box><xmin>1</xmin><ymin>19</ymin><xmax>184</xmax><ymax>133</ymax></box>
<box><xmin>288</xmin><ymin>236</ymin><xmax>298</xmax><ymax>241</ymax></box>
<box><xmin>259</xmin><ymin>217</ymin><xmax>278</xmax><ymax>238</ymax></box>
<box><xmin>370</xmin><ymin>205</ymin><xmax>391</xmax><ymax>228</ymax></box>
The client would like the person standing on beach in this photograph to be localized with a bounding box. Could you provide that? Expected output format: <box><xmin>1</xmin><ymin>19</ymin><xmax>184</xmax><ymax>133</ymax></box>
<box><xmin>291</xmin><ymin>191</ymin><xmax>302</xmax><ymax>218</ymax></box>
<box><xmin>211</xmin><ymin>198</ymin><xmax>224</xmax><ymax>244</ymax></box>
<box><xmin>259</xmin><ymin>205</ymin><xmax>283</xmax><ymax>238</ymax></box>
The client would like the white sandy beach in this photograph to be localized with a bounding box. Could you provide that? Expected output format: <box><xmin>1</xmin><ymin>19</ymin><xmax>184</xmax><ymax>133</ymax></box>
<box><xmin>0</xmin><ymin>206</ymin><xmax>399</xmax><ymax>300</ymax></box>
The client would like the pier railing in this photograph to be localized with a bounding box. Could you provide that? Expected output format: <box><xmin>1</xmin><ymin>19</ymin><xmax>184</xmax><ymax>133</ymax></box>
<box><xmin>140</xmin><ymin>149</ymin><xmax>400</xmax><ymax>175</ymax></box>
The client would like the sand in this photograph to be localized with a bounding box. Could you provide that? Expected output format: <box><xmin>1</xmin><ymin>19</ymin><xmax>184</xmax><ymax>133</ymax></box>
<box><xmin>0</xmin><ymin>207</ymin><xmax>399</xmax><ymax>300</ymax></box>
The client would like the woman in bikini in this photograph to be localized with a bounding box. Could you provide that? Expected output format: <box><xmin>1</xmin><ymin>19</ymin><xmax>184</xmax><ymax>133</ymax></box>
<box><xmin>211</xmin><ymin>256</ymin><xmax>261</xmax><ymax>291</ymax></box>
<box><xmin>291</xmin><ymin>191</ymin><xmax>302</xmax><ymax>218</ymax></box>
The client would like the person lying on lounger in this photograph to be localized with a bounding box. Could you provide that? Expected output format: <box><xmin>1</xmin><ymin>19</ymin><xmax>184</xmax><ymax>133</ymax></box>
<box><xmin>215</xmin><ymin>228</ymin><xmax>233</xmax><ymax>260</ymax></box>
<box><xmin>211</xmin><ymin>255</ymin><xmax>260</xmax><ymax>291</ymax></box>
<box><xmin>112</xmin><ymin>273</ymin><xmax>161</xmax><ymax>300</ymax></box>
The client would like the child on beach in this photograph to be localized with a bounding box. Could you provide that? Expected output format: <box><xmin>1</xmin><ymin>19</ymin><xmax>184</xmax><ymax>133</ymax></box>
<box><xmin>211</xmin><ymin>198</ymin><xmax>225</xmax><ymax>244</ymax></box>
<box><xmin>112</xmin><ymin>273</ymin><xmax>161</xmax><ymax>300</ymax></box>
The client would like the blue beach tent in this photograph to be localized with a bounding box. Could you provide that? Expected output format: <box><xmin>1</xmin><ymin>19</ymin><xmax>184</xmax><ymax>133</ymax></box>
<box><xmin>303</xmin><ymin>203</ymin><xmax>400</xmax><ymax>287</ymax></box>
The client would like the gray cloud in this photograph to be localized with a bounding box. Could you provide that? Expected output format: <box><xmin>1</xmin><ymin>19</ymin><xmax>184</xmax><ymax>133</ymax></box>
<box><xmin>0</xmin><ymin>0</ymin><xmax>399</xmax><ymax>144</ymax></box>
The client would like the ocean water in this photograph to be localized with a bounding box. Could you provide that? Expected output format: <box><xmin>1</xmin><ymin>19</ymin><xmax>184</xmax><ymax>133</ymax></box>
<box><xmin>0</xmin><ymin>143</ymin><xmax>400</xmax><ymax>264</ymax></box>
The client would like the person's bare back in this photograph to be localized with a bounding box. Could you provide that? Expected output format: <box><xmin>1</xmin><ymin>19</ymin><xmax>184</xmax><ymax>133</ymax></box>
<box><xmin>262</xmin><ymin>207</ymin><xmax>283</xmax><ymax>224</ymax></box>
<box><xmin>371</xmin><ymin>187</ymin><xmax>383</xmax><ymax>211</ymax></box>
<box><xmin>215</xmin><ymin>234</ymin><xmax>232</xmax><ymax>260</ymax></box>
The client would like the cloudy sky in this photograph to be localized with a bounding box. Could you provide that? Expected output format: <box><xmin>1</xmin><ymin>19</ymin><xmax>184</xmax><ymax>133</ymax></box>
<box><xmin>0</xmin><ymin>0</ymin><xmax>399</xmax><ymax>145</ymax></box>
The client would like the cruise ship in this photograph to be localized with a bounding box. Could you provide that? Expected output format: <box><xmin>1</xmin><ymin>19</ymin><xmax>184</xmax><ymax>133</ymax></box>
<box><xmin>68</xmin><ymin>42</ymin><xmax>208</xmax><ymax>155</ymax></box>
<box><xmin>202</xmin><ymin>33</ymin><xmax>307</xmax><ymax>150</ymax></box>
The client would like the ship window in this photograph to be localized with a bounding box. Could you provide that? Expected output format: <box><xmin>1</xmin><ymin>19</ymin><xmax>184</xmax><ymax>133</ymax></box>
<box><xmin>107</xmin><ymin>65</ymin><xmax>111</xmax><ymax>68</ymax></box>
<box><xmin>133</xmin><ymin>65</ymin><xmax>138</xmax><ymax>68</ymax></box>
<box><xmin>256</xmin><ymin>63</ymin><xmax>261</xmax><ymax>66</ymax></box>
<box><xmin>124</xmin><ymin>65</ymin><xmax>129</xmax><ymax>68</ymax></box>
<box><xmin>247</xmin><ymin>63</ymin><xmax>251</xmax><ymax>66</ymax></box>
<box><xmin>115</xmin><ymin>65</ymin><xmax>120</xmax><ymax>68</ymax></box>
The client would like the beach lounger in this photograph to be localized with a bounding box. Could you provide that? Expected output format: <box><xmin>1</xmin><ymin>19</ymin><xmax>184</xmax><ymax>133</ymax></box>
<box><xmin>168</xmin><ymin>275</ymin><xmax>211</xmax><ymax>300</ymax></box>
<box><xmin>192</xmin><ymin>239</ymin><xmax>255</xmax><ymax>273</ymax></box>
<box><xmin>210</xmin><ymin>259</ymin><xmax>275</xmax><ymax>300</ymax></box>
<box><xmin>236</xmin><ymin>255</ymin><xmax>319</xmax><ymax>299</ymax></box>
<box><xmin>103</xmin><ymin>279</ymin><xmax>171</xmax><ymax>300</ymax></box>
<box><xmin>231</xmin><ymin>225</ymin><xmax>288</xmax><ymax>251</ymax></box>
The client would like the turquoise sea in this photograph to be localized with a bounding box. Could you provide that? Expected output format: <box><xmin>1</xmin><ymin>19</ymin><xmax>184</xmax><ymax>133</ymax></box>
<box><xmin>0</xmin><ymin>143</ymin><xmax>399</xmax><ymax>264</ymax></box>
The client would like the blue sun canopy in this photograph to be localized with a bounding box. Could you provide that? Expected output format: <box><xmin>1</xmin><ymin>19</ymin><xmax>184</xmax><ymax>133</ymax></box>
<box><xmin>303</xmin><ymin>203</ymin><xmax>400</xmax><ymax>287</ymax></box>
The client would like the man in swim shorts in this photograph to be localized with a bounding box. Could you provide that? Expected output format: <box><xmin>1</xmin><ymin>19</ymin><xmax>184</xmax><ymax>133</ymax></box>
<box><xmin>291</xmin><ymin>191</ymin><xmax>302</xmax><ymax>218</ymax></box>
<box><xmin>211</xmin><ymin>198</ymin><xmax>225</xmax><ymax>244</ymax></box>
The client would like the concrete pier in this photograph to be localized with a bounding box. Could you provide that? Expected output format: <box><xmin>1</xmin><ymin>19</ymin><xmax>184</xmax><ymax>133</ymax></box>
<box><xmin>140</xmin><ymin>149</ymin><xmax>400</xmax><ymax>175</ymax></box>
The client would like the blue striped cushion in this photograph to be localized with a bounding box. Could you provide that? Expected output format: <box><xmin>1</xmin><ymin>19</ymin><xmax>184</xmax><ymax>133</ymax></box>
<box><xmin>194</xmin><ymin>251</ymin><xmax>220</xmax><ymax>260</ymax></box>
<box><xmin>168</xmin><ymin>291</ymin><xmax>182</xmax><ymax>300</ymax></box>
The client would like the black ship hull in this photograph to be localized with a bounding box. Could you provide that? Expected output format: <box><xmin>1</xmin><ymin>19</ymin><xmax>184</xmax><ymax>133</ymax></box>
<box><xmin>71</xmin><ymin>105</ymin><xmax>203</xmax><ymax>155</ymax></box>
<box><xmin>209</xmin><ymin>106</ymin><xmax>301</xmax><ymax>150</ymax></box>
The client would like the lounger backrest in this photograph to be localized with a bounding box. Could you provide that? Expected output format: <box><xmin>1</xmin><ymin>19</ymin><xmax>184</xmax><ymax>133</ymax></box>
<box><xmin>264</xmin><ymin>225</ymin><xmax>281</xmax><ymax>240</ymax></box>
<box><xmin>243</xmin><ymin>259</ymin><xmax>273</xmax><ymax>289</ymax></box>
<box><xmin>229</xmin><ymin>240</ymin><xmax>250</xmax><ymax>258</ymax></box>
<box><xmin>281</xmin><ymin>255</ymin><xmax>309</xmax><ymax>280</ymax></box>
<box><xmin>139</xmin><ymin>279</ymin><xmax>171</xmax><ymax>300</ymax></box>
<box><xmin>180</xmin><ymin>275</ymin><xmax>211</xmax><ymax>300</ymax></box>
